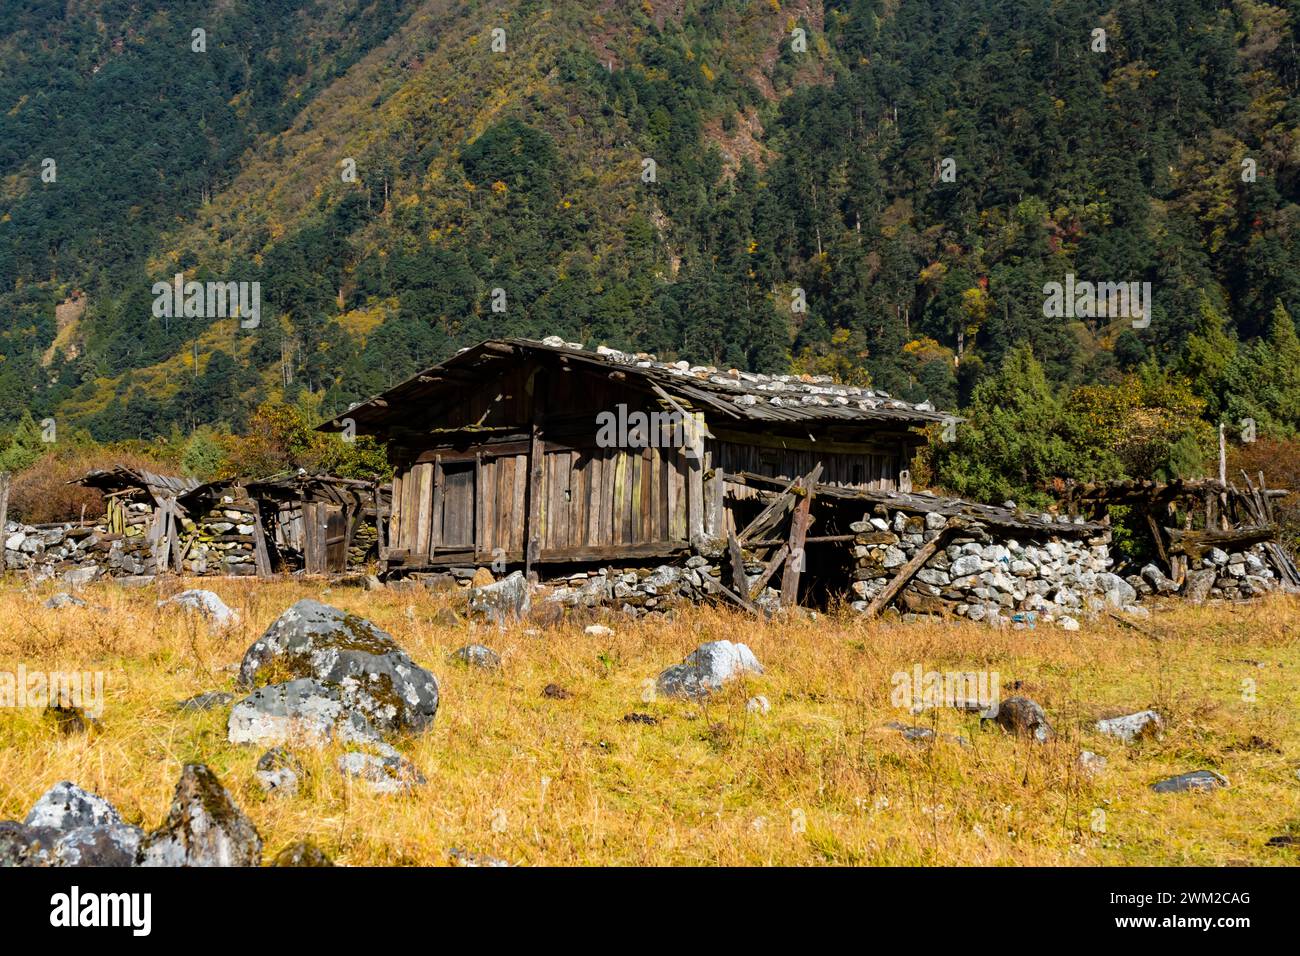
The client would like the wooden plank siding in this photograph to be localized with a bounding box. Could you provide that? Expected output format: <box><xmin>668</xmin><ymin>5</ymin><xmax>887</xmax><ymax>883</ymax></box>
<box><xmin>376</xmin><ymin>356</ymin><xmax>919</xmax><ymax>571</ymax></box>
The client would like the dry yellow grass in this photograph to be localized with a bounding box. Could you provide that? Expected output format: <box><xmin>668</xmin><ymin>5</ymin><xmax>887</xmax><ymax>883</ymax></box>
<box><xmin>1</xmin><ymin>576</ymin><xmax>1297</xmax><ymax>866</ymax></box>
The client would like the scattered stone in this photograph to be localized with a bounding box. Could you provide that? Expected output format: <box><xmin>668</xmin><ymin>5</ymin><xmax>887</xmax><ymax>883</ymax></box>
<box><xmin>542</xmin><ymin>683</ymin><xmax>572</xmax><ymax>700</ymax></box>
<box><xmin>991</xmin><ymin>696</ymin><xmax>1055</xmax><ymax>743</ymax></box>
<box><xmin>1265</xmin><ymin>835</ymin><xmax>1299</xmax><ymax>848</ymax></box>
<box><xmin>26</xmin><ymin>781</ymin><xmax>120</xmax><ymax>831</ymax></box>
<box><xmin>254</xmin><ymin>747</ymin><xmax>304</xmax><ymax>797</ymax></box>
<box><xmin>656</xmin><ymin>640</ymin><xmax>763</xmax><ymax>700</ymax></box>
<box><xmin>622</xmin><ymin>712</ymin><xmax>660</xmax><ymax>725</ymax></box>
<box><xmin>468</xmin><ymin>570</ymin><xmax>532</xmax><ymax>624</ymax></box>
<box><xmin>449</xmin><ymin>847</ymin><xmax>510</xmax><ymax>867</ymax></box>
<box><xmin>584</xmin><ymin>624</ymin><xmax>615</xmax><ymax>637</ymax></box>
<box><xmin>1151</xmin><ymin>770</ymin><xmax>1228</xmax><ymax>794</ymax></box>
<box><xmin>469</xmin><ymin>567</ymin><xmax>496</xmax><ymax>588</ymax></box>
<box><xmin>272</xmin><ymin>841</ymin><xmax>333</xmax><ymax>866</ymax></box>
<box><xmin>158</xmin><ymin>589</ymin><xmax>239</xmax><ymax>628</ymax></box>
<box><xmin>884</xmin><ymin>721</ymin><xmax>971</xmax><ymax>747</ymax></box>
<box><xmin>46</xmin><ymin>705</ymin><xmax>97</xmax><ymax>735</ymax></box>
<box><xmin>336</xmin><ymin>745</ymin><xmax>425</xmax><ymax>795</ymax></box>
<box><xmin>1077</xmin><ymin>750</ymin><xmax>1108</xmax><ymax>776</ymax></box>
<box><xmin>237</xmin><ymin>599</ymin><xmax>440</xmax><ymax>734</ymax></box>
<box><xmin>451</xmin><ymin>643</ymin><xmax>501</xmax><ymax>670</ymax></box>
<box><xmin>746</xmin><ymin>695</ymin><xmax>771</xmax><ymax>715</ymax></box>
<box><xmin>1058</xmin><ymin>616</ymin><xmax>1080</xmax><ymax>632</ymax></box>
<box><xmin>175</xmin><ymin>691</ymin><xmax>234</xmax><ymax>712</ymax></box>
<box><xmin>1181</xmin><ymin>569</ymin><xmax>1216</xmax><ymax>605</ymax></box>
<box><xmin>44</xmin><ymin>592</ymin><xmax>86</xmax><ymax>609</ymax></box>
<box><xmin>1096</xmin><ymin>710</ymin><xmax>1163</xmax><ymax>744</ymax></box>
<box><xmin>62</xmin><ymin>566</ymin><xmax>101</xmax><ymax>589</ymax></box>
<box><xmin>137</xmin><ymin>764</ymin><xmax>262</xmax><ymax>867</ymax></box>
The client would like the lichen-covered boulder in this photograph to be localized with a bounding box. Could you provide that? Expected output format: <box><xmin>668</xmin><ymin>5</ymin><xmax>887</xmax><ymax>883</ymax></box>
<box><xmin>237</xmin><ymin>599</ymin><xmax>439</xmax><ymax>734</ymax></box>
<box><xmin>992</xmin><ymin>696</ymin><xmax>1055</xmax><ymax>743</ymax></box>
<box><xmin>656</xmin><ymin>640</ymin><xmax>764</xmax><ymax>700</ymax></box>
<box><xmin>228</xmin><ymin>678</ymin><xmax>382</xmax><ymax>747</ymax></box>
<box><xmin>1</xmin><ymin>782</ymin><xmax>142</xmax><ymax>867</ymax></box>
<box><xmin>136</xmin><ymin>764</ymin><xmax>262</xmax><ymax>867</ymax></box>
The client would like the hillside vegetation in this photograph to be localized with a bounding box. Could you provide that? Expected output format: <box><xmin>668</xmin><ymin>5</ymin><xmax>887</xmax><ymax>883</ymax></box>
<box><xmin>1</xmin><ymin>1</ymin><xmax>1299</xmax><ymax>511</ymax></box>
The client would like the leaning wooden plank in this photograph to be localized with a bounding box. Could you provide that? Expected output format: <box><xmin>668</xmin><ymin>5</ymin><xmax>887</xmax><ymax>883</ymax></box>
<box><xmin>737</xmin><ymin>476</ymin><xmax>799</xmax><ymax>543</ymax></box>
<box><xmin>861</xmin><ymin>523</ymin><xmax>963</xmax><ymax>619</ymax></box>
<box><xmin>727</xmin><ymin>530</ymin><xmax>749</xmax><ymax>596</ymax></box>
<box><xmin>699</xmin><ymin>570</ymin><xmax>761</xmax><ymax>616</ymax></box>
<box><xmin>748</xmin><ymin>544</ymin><xmax>789</xmax><ymax>599</ymax></box>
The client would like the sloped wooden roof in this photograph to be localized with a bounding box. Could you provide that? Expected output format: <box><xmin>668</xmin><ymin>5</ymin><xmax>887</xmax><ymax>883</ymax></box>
<box><xmin>321</xmin><ymin>337</ymin><xmax>953</xmax><ymax>434</ymax></box>
<box><xmin>71</xmin><ymin>466</ymin><xmax>200</xmax><ymax>505</ymax></box>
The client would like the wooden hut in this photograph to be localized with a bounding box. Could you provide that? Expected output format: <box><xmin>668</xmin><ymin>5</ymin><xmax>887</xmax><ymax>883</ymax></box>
<box><xmin>244</xmin><ymin>473</ymin><xmax>389</xmax><ymax>574</ymax></box>
<box><xmin>71</xmin><ymin>466</ymin><xmax>200</xmax><ymax>573</ymax></box>
<box><xmin>320</xmin><ymin>337</ymin><xmax>949</xmax><ymax>581</ymax></box>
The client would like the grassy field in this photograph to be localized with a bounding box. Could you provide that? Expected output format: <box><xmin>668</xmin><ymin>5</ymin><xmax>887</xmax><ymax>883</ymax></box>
<box><xmin>1</xmin><ymin>577</ymin><xmax>1297</xmax><ymax>866</ymax></box>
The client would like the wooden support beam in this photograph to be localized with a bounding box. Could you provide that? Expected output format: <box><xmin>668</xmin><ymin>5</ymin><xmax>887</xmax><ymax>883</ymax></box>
<box><xmin>861</xmin><ymin>522</ymin><xmax>963</xmax><ymax>618</ymax></box>
<box><xmin>778</xmin><ymin>465</ymin><xmax>823</xmax><ymax>606</ymax></box>
<box><xmin>524</xmin><ymin>368</ymin><xmax>547</xmax><ymax>580</ymax></box>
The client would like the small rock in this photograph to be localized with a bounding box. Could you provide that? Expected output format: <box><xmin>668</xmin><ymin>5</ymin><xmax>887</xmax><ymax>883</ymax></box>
<box><xmin>656</xmin><ymin>640</ymin><xmax>763</xmax><ymax>701</ymax></box>
<box><xmin>1096</xmin><ymin>710</ymin><xmax>1163</xmax><ymax>744</ymax></box>
<box><xmin>470</xmin><ymin>567</ymin><xmax>496</xmax><ymax>588</ymax></box>
<box><xmin>468</xmin><ymin>570</ymin><xmax>532</xmax><ymax>625</ymax></box>
<box><xmin>272</xmin><ymin>841</ymin><xmax>333</xmax><ymax>866</ymax></box>
<box><xmin>175</xmin><ymin>691</ymin><xmax>234</xmax><ymax>712</ymax></box>
<box><xmin>542</xmin><ymin>683</ymin><xmax>572</xmax><ymax>700</ymax></box>
<box><xmin>746</xmin><ymin>695</ymin><xmax>771</xmax><ymax>715</ymax></box>
<box><xmin>1151</xmin><ymin>770</ymin><xmax>1228</xmax><ymax>794</ymax></box>
<box><xmin>622</xmin><ymin>712</ymin><xmax>659</xmax><ymax>725</ymax></box>
<box><xmin>44</xmin><ymin>592</ymin><xmax>86</xmax><ymax>609</ymax></box>
<box><xmin>451</xmin><ymin>643</ymin><xmax>501</xmax><ymax>670</ymax></box>
<box><xmin>991</xmin><ymin>696</ymin><xmax>1055</xmax><ymax>743</ymax></box>
<box><xmin>584</xmin><ymin>624</ymin><xmax>615</xmax><ymax>637</ymax></box>
<box><xmin>449</xmin><ymin>847</ymin><xmax>510</xmax><ymax>867</ymax></box>
<box><xmin>158</xmin><ymin>589</ymin><xmax>239</xmax><ymax>628</ymax></box>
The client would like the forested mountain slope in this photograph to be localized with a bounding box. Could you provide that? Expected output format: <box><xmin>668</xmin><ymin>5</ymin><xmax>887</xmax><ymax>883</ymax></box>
<box><xmin>1</xmin><ymin>1</ymin><xmax>1297</xmax><ymax>489</ymax></box>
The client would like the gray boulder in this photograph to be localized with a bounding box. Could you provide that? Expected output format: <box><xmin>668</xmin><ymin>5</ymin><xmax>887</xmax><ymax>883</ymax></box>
<box><xmin>656</xmin><ymin>640</ymin><xmax>763</xmax><ymax>700</ymax></box>
<box><xmin>137</xmin><ymin>764</ymin><xmax>262</xmax><ymax>867</ymax></box>
<box><xmin>44</xmin><ymin>592</ymin><xmax>86</xmax><ymax>609</ymax></box>
<box><xmin>236</xmin><ymin>600</ymin><xmax>439</xmax><ymax>734</ymax></box>
<box><xmin>1</xmin><ymin>782</ymin><xmax>142</xmax><ymax>867</ymax></box>
<box><xmin>158</xmin><ymin>589</ymin><xmax>239</xmax><ymax>628</ymax></box>
<box><xmin>1096</xmin><ymin>710</ymin><xmax>1163</xmax><ymax>744</ymax></box>
<box><xmin>1151</xmin><ymin>770</ymin><xmax>1228</xmax><ymax>794</ymax></box>
<box><xmin>1140</xmin><ymin>564</ymin><xmax>1179</xmax><ymax>595</ymax></box>
<box><xmin>992</xmin><ymin>696</ymin><xmax>1055</xmax><ymax>743</ymax></box>
<box><xmin>1095</xmin><ymin>573</ymin><xmax>1137</xmax><ymax>608</ymax></box>
<box><xmin>468</xmin><ymin>570</ymin><xmax>532</xmax><ymax>624</ymax></box>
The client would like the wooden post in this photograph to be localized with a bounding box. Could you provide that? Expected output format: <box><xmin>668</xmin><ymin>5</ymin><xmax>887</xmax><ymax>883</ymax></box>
<box><xmin>779</xmin><ymin>469</ymin><xmax>820</xmax><ymax>606</ymax></box>
<box><xmin>250</xmin><ymin>498</ymin><xmax>273</xmax><ymax>578</ymax></box>
<box><xmin>1218</xmin><ymin>423</ymin><xmax>1227</xmax><ymax>486</ymax></box>
<box><xmin>0</xmin><ymin>472</ymin><xmax>10</xmax><ymax>539</ymax></box>
<box><xmin>524</xmin><ymin>367</ymin><xmax>547</xmax><ymax>580</ymax></box>
<box><xmin>685</xmin><ymin>416</ymin><xmax>705</xmax><ymax>545</ymax></box>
